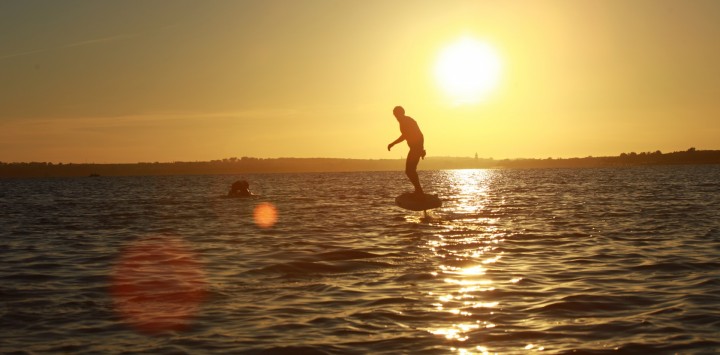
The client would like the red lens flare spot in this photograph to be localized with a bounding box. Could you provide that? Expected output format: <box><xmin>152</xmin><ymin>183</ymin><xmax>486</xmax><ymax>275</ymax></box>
<box><xmin>253</xmin><ymin>202</ymin><xmax>278</xmax><ymax>228</ymax></box>
<box><xmin>110</xmin><ymin>235</ymin><xmax>207</xmax><ymax>335</ymax></box>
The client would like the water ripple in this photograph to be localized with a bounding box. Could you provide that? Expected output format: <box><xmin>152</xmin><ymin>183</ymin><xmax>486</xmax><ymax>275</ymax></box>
<box><xmin>1</xmin><ymin>166</ymin><xmax>719</xmax><ymax>353</ymax></box>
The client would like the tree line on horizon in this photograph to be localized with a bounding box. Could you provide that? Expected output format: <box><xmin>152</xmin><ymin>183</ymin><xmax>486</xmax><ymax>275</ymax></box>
<box><xmin>1</xmin><ymin>148</ymin><xmax>719</xmax><ymax>178</ymax></box>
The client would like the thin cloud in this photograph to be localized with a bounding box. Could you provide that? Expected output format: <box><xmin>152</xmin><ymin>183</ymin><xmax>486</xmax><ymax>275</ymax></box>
<box><xmin>64</xmin><ymin>33</ymin><xmax>138</xmax><ymax>48</ymax></box>
<box><xmin>0</xmin><ymin>48</ymin><xmax>49</xmax><ymax>60</ymax></box>
<box><xmin>0</xmin><ymin>33</ymin><xmax>137</xmax><ymax>61</ymax></box>
<box><xmin>1</xmin><ymin>108</ymin><xmax>302</xmax><ymax>128</ymax></box>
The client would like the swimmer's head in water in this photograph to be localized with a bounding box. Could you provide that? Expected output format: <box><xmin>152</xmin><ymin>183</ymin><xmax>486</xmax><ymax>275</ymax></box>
<box><xmin>232</xmin><ymin>180</ymin><xmax>249</xmax><ymax>190</ymax></box>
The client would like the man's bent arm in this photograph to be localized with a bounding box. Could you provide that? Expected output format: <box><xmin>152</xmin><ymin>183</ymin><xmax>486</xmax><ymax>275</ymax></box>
<box><xmin>388</xmin><ymin>135</ymin><xmax>405</xmax><ymax>151</ymax></box>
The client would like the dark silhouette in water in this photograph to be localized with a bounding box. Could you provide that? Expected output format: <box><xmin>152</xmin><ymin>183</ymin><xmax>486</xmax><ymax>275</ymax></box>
<box><xmin>228</xmin><ymin>180</ymin><xmax>251</xmax><ymax>197</ymax></box>
<box><xmin>387</xmin><ymin>106</ymin><xmax>426</xmax><ymax>194</ymax></box>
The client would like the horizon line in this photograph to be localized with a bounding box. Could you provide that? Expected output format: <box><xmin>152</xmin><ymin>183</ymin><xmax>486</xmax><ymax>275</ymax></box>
<box><xmin>2</xmin><ymin>147</ymin><xmax>716</xmax><ymax>165</ymax></box>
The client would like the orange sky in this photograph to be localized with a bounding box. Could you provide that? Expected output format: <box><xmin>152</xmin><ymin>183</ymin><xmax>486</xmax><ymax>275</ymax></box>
<box><xmin>1</xmin><ymin>0</ymin><xmax>719</xmax><ymax>163</ymax></box>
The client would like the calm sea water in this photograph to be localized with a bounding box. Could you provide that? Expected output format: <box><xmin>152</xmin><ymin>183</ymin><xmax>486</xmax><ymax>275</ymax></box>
<box><xmin>1</xmin><ymin>166</ymin><xmax>720</xmax><ymax>354</ymax></box>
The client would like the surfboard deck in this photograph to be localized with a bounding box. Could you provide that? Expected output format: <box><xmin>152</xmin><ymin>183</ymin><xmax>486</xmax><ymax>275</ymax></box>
<box><xmin>395</xmin><ymin>192</ymin><xmax>442</xmax><ymax>211</ymax></box>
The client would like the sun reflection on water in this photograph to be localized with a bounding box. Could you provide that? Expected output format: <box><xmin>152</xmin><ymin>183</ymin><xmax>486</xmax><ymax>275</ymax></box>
<box><xmin>452</xmin><ymin>345</ymin><xmax>492</xmax><ymax>355</ymax></box>
<box><xmin>422</xmin><ymin>170</ymin><xmax>534</xmax><ymax>352</ymax></box>
<box><xmin>448</xmin><ymin>169</ymin><xmax>492</xmax><ymax>215</ymax></box>
<box><xmin>424</xmin><ymin>260</ymin><xmax>499</xmax><ymax>343</ymax></box>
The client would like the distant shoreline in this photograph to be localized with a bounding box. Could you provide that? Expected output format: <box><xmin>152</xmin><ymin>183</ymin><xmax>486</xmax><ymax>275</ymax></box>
<box><xmin>2</xmin><ymin>148</ymin><xmax>719</xmax><ymax>178</ymax></box>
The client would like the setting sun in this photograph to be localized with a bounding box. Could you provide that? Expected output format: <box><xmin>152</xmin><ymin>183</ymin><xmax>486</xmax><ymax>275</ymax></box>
<box><xmin>434</xmin><ymin>37</ymin><xmax>502</xmax><ymax>105</ymax></box>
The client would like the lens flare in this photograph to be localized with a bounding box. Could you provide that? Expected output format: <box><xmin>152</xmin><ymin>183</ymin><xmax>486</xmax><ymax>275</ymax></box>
<box><xmin>253</xmin><ymin>202</ymin><xmax>278</xmax><ymax>228</ymax></box>
<box><xmin>109</xmin><ymin>235</ymin><xmax>207</xmax><ymax>334</ymax></box>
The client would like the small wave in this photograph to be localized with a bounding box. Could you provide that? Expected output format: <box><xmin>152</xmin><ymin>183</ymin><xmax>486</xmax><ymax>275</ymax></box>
<box><xmin>393</xmin><ymin>273</ymin><xmax>435</xmax><ymax>282</ymax></box>
<box><xmin>306</xmin><ymin>250</ymin><xmax>381</xmax><ymax>261</ymax></box>
<box><xmin>363</xmin><ymin>297</ymin><xmax>419</xmax><ymax>307</ymax></box>
<box><xmin>631</xmin><ymin>260</ymin><xmax>720</xmax><ymax>272</ymax></box>
<box><xmin>569</xmin><ymin>339</ymin><xmax>720</xmax><ymax>354</ymax></box>
<box><xmin>253</xmin><ymin>260</ymin><xmax>393</xmax><ymax>277</ymax></box>
<box><xmin>242</xmin><ymin>345</ymin><xmax>339</xmax><ymax>355</ymax></box>
<box><xmin>529</xmin><ymin>294</ymin><xmax>657</xmax><ymax>314</ymax></box>
<box><xmin>1</xmin><ymin>272</ymin><xmax>58</xmax><ymax>282</ymax></box>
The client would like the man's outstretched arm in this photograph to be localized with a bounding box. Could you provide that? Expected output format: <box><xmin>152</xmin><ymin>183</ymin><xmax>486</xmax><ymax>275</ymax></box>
<box><xmin>388</xmin><ymin>135</ymin><xmax>405</xmax><ymax>151</ymax></box>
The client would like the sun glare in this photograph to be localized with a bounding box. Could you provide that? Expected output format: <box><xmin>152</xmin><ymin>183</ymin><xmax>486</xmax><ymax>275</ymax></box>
<box><xmin>435</xmin><ymin>37</ymin><xmax>502</xmax><ymax>105</ymax></box>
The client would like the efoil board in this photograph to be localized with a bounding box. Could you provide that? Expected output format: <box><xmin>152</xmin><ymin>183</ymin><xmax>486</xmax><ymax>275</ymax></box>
<box><xmin>395</xmin><ymin>192</ymin><xmax>442</xmax><ymax>211</ymax></box>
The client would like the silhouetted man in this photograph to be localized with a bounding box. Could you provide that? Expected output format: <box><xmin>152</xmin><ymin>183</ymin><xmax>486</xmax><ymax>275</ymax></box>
<box><xmin>387</xmin><ymin>106</ymin><xmax>426</xmax><ymax>194</ymax></box>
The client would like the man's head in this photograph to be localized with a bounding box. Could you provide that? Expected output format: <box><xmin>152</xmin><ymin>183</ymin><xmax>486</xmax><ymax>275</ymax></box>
<box><xmin>232</xmin><ymin>180</ymin><xmax>249</xmax><ymax>190</ymax></box>
<box><xmin>393</xmin><ymin>106</ymin><xmax>405</xmax><ymax>119</ymax></box>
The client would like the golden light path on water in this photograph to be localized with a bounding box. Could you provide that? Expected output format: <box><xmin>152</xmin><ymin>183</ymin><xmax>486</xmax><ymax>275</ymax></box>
<box><xmin>423</xmin><ymin>170</ymin><xmax>538</xmax><ymax>354</ymax></box>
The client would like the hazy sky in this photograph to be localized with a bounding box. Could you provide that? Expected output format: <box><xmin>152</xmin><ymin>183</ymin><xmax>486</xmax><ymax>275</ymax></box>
<box><xmin>1</xmin><ymin>0</ymin><xmax>719</xmax><ymax>163</ymax></box>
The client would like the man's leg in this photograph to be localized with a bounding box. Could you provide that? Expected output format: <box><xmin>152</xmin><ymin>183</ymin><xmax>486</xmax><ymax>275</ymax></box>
<box><xmin>405</xmin><ymin>151</ymin><xmax>423</xmax><ymax>194</ymax></box>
